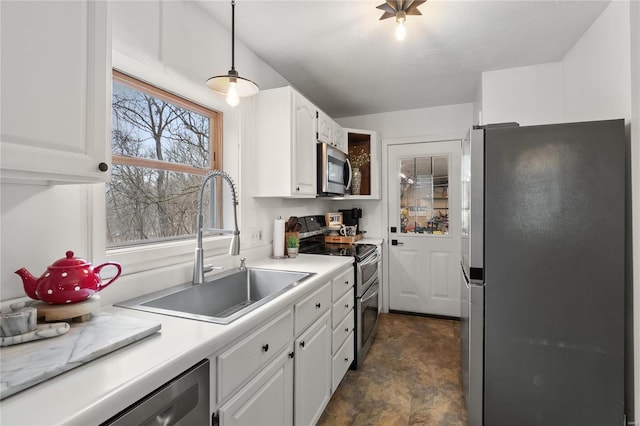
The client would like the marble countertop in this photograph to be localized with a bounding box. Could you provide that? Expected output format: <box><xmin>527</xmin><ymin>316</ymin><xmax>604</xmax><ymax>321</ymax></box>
<box><xmin>0</xmin><ymin>254</ymin><xmax>353</xmax><ymax>425</ymax></box>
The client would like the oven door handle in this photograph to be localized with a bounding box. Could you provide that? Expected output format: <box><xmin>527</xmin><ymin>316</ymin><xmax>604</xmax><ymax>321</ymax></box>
<box><xmin>359</xmin><ymin>252</ymin><xmax>380</xmax><ymax>267</ymax></box>
<box><xmin>361</xmin><ymin>281</ymin><xmax>379</xmax><ymax>303</ymax></box>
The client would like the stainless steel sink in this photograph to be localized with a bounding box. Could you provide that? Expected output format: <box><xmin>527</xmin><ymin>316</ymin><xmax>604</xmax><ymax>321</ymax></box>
<box><xmin>116</xmin><ymin>268</ymin><xmax>314</xmax><ymax>324</ymax></box>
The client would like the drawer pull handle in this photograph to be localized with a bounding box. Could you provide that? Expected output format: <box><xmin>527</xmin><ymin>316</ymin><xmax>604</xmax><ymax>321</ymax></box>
<box><xmin>300</xmin><ymin>341</ymin><xmax>305</xmax><ymax>348</ymax></box>
<box><xmin>344</xmin><ymin>327</ymin><xmax>349</xmax><ymax>332</ymax></box>
<box><xmin>345</xmin><ymin>303</ymin><xmax>350</xmax><ymax>309</ymax></box>
<box><xmin>345</xmin><ymin>281</ymin><xmax>349</xmax><ymax>285</ymax></box>
<box><xmin>344</xmin><ymin>357</ymin><xmax>349</xmax><ymax>362</ymax></box>
<box><xmin>289</xmin><ymin>351</ymin><xmax>295</xmax><ymax>359</ymax></box>
<box><xmin>262</xmin><ymin>344</ymin><xmax>269</xmax><ymax>352</ymax></box>
<box><xmin>315</xmin><ymin>302</ymin><xmax>321</xmax><ymax>309</ymax></box>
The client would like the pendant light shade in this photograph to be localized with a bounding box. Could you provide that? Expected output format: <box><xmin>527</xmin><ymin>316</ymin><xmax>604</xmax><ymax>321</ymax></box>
<box><xmin>205</xmin><ymin>0</ymin><xmax>258</xmax><ymax>106</ymax></box>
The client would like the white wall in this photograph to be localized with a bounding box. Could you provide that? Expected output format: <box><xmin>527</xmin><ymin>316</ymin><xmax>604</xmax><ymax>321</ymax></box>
<box><xmin>1</xmin><ymin>184</ymin><xmax>92</xmax><ymax>301</ymax></box>
<box><xmin>481</xmin><ymin>62</ymin><xmax>564</xmax><ymax>126</ymax></box>
<box><xmin>473</xmin><ymin>79</ymin><xmax>483</xmax><ymax>126</ymax></box>
<box><xmin>562</xmin><ymin>1</ymin><xmax>632</xmax><ymax>123</ymax></box>
<box><xmin>337</xmin><ymin>103</ymin><xmax>473</xmax><ymax>141</ymax></box>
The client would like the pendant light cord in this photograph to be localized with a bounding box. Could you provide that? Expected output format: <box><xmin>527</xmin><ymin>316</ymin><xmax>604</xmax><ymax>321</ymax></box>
<box><xmin>230</xmin><ymin>0</ymin><xmax>236</xmax><ymax>72</ymax></box>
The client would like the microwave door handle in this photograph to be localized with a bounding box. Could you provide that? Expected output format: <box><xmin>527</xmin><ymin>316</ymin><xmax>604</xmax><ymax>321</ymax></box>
<box><xmin>345</xmin><ymin>158</ymin><xmax>352</xmax><ymax>190</ymax></box>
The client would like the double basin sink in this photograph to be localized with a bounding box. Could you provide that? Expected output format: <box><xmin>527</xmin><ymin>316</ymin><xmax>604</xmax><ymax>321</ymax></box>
<box><xmin>117</xmin><ymin>268</ymin><xmax>314</xmax><ymax>325</ymax></box>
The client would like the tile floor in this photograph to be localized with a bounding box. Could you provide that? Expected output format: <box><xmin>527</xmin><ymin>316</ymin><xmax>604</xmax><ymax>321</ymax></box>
<box><xmin>317</xmin><ymin>313</ymin><xmax>467</xmax><ymax>426</ymax></box>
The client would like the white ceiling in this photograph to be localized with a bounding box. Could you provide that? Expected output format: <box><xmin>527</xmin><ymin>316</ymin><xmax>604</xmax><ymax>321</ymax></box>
<box><xmin>196</xmin><ymin>0</ymin><xmax>610</xmax><ymax>118</ymax></box>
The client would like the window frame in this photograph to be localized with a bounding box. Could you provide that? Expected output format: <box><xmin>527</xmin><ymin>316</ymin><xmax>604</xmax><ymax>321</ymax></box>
<box><xmin>112</xmin><ymin>70</ymin><xmax>223</xmax><ymax>175</ymax></box>
<box><xmin>101</xmin><ymin>64</ymin><xmax>231</xmax><ymax>277</ymax></box>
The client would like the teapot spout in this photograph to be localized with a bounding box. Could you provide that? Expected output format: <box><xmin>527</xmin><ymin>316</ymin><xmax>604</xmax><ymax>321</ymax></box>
<box><xmin>15</xmin><ymin>268</ymin><xmax>39</xmax><ymax>300</ymax></box>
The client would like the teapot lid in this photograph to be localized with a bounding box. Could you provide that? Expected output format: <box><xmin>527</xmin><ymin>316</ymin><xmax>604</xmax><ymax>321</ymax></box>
<box><xmin>50</xmin><ymin>251</ymin><xmax>90</xmax><ymax>268</ymax></box>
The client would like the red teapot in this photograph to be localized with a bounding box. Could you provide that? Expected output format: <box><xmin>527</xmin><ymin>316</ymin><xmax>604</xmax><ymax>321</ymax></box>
<box><xmin>15</xmin><ymin>251</ymin><xmax>122</xmax><ymax>304</ymax></box>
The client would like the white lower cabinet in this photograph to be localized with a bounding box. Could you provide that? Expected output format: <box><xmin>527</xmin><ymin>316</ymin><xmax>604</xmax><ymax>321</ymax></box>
<box><xmin>213</xmin><ymin>266</ymin><xmax>352</xmax><ymax>426</ymax></box>
<box><xmin>218</xmin><ymin>347</ymin><xmax>294</xmax><ymax>426</ymax></box>
<box><xmin>217</xmin><ymin>309</ymin><xmax>293</xmax><ymax>402</ymax></box>
<box><xmin>332</xmin><ymin>332</ymin><xmax>355</xmax><ymax>392</ymax></box>
<box><xmin>294</xmin><ymin>311</ymin><xmax>331</xmax><ymax>426</ymax></box>
<box><xmin>330</xmin><ymin>269</ymin><xmax>355</xmax><ymax>393</ymax></box>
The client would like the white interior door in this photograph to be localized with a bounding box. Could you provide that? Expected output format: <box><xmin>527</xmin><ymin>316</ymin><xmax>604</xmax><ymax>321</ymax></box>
<box><xmin>387</xmin><ymin>140</ymin><xmax>461</xmax><ymax>317</ymax></box>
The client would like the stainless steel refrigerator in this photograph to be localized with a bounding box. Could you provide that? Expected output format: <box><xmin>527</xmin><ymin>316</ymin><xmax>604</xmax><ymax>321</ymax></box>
<box><xmin>460</xmin><ymin>120</ymin><xmax>626</xmax><ymax>425</ymax></box>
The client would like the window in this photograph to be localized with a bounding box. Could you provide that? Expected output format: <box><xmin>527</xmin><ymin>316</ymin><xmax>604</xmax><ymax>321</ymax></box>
<box><xmin>108</xmin><ymin>71</ymin><xmax>222</xmax><ymax>247</ymax></box>
<box><xmin>399</xmin><ymin>155</ymin><xmax>449</xmax><ymax>235</ymax></box>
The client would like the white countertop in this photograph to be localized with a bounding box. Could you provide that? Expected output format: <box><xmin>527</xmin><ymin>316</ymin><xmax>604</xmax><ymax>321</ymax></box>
<box><xmin>0</xmin><ymin>254</ymin><xmax>353</xmax><ymax>425</ymax></box>
<box><xmin>355</xmin><ymin>237</ymin><xmax>384</xmax><ymax>246</ymax></box>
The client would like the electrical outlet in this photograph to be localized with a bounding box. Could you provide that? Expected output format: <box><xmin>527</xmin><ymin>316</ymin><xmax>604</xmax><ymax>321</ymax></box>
<box><xmin>250</xmin><ymin>228</ymin><xmax>262</xmax><ymax>241</ymax></box>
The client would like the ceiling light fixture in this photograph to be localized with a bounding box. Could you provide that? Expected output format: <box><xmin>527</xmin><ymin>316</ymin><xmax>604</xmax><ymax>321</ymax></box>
<box><xmin>205</xmin><ymin>0</ymin><xmax>258</xmax><ymax>107</ymax></box>
<box><xmin>376</xmin><ymin>0</ymin><xmax>426</xmax><ymax>41</ymax></box>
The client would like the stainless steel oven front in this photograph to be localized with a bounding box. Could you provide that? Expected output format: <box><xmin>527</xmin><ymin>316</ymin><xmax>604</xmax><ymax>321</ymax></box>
<box><xmin>355</xmin><ymin>248</ymin><xmax>380</xmax><ymax>368</ymax></box>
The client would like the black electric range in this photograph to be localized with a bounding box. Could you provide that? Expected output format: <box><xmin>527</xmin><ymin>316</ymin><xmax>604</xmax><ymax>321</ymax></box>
<box><xmin>298</xmin><ymin>235</ymin><xmax>376</xmax><ymax>261</ymax></box>
<box><xmin>295</xmin><ymin>215</ymin><xmax>375</xmax><ymax>261</ymax></box>
<box><xmin>295</xmin><ymin>215</ymin><xmax>380</xmax><ymax>370</ymax></box>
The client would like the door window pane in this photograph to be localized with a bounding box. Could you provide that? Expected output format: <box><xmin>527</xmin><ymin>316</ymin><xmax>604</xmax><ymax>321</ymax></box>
<box><xmin>399</xmin><ymin>155</ymin><xmax>449</xmax><ymax>235</ymax></box>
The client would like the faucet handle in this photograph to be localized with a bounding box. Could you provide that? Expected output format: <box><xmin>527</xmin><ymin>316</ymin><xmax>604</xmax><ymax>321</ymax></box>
<box><xmin>239</xmin><ymin>257</ymin><xmax>247</xmax><ymax>271</ymax></box>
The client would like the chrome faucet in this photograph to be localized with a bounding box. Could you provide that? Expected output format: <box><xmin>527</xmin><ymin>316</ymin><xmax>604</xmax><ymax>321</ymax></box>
<box><xmin>193</xmin><ymin>170</ymin><xmax>240</xmax><ymax>285</ymax></box>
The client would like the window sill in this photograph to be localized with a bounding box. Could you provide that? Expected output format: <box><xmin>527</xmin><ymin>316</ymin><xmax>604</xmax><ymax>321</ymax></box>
<box><xmin>106</xmin><ymin>236</ymin><xmax>232</xmax><ymax>276</ymax></box>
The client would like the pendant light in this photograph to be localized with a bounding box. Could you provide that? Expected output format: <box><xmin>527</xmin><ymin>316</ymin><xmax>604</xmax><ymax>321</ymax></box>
<box><xmin>206</xmin><ymin>0</ymin><xmax>258</xmax><ymax>106</ymax></box>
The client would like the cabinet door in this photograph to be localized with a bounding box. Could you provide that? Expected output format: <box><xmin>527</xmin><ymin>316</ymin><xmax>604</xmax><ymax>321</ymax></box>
<box><xmin>0</xmin><ymin>1</ymin><xmax>111</xmax><ymax>184</ymax></box>
<box><xmin>218</xmin><ymin>309</ymin><xmax>293</xmax><ymax>402</ymax></box>
<box><xmin>332</xmin><ymin>120</ymin><xmax>346</xmax><ymax>153</ymax></box>
<box><xmin>332</xmin><ymin>331</ymin><xmax>354</xmax><ymax>392</ymax></box>
<box><xmin>316</xmin><ymin>110</ymin><xmax>332</xmax><ymax>144</ymax></box>
<box><xmin>294</xmin><ymin>312</ymin><xmax>331</xmax><ymax>426</ymax></box>
<box><xmin>218</xmin><ymin>348</ymin><xmax>294</xmax><ymax>426</ymax></box>
<box><xmin>292</xmin><ymin>92</ymin><xmax>317</xmax><ymax>196</ymax></box>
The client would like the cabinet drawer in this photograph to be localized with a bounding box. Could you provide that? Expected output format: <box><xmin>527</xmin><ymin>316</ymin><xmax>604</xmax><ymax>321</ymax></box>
<box><xmin>332</xmin><ymin>267</ymin><xmax>353</xmax><ymax>302</ymax></box>
<box><xmin>294</xmin><ymin>282</ymin><xmax>331</xmax><ymax>336</ymax></box>
<box><xmin>331</xmin><ymin>331</ymin><xmax>354</xmax><ymax>393</ymax></box>
<box><xmin>332</xmin><ymin>288</ymin><xmax>354</xmax><ymax>328</ymax></box>
<box><xmin>218</xmin><ymin>309</ymin><xmax>293</xmax><ymax>402</ymax></box>
<box><xmin>332</xmin><ymin>309</ymin><xmax>354</xmax><ymax>354</ymax></box>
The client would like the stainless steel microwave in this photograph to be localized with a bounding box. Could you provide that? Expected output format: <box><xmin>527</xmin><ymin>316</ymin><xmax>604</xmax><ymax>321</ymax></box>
<box><xmin>317</xmin><ymin>142</ymin><xmax>352</xmax><ymax>196</ymax></box>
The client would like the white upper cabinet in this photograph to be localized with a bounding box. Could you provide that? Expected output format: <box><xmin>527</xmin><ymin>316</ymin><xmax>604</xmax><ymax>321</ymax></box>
<box><xmin>253</xmin><ymin>86</ymin><xmax>317</xmax><ymax>197</ymax></box>
<box><xmin>332</xmin><ymin>120</ymin><xmax>345</xmax><ymax>153</ymax></box>
<box><xmin>316</xmin><ymin>109</ymin><xmax>346</xmax><ymax>154</ymax></box>
<box><xmin>0</xmin><ymin>1</ymin><xmax>112</xmax><ymax>184</ymax></box>
<box><xmin>316</xmin><ymin>109</ymin><xmax>332</xmax><ymax>145</ymax></box>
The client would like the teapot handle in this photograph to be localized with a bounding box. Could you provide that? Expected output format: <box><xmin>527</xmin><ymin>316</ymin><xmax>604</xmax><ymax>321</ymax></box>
<box><xmin>93</xmin><ymin>262</ymin><xmax>122</xmax><ymax>289</ymax></box>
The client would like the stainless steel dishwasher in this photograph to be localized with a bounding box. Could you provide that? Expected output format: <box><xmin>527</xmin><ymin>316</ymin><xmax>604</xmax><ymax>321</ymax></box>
<box><xmin>101</xmin><ymin>359</ymin><xmax>210</xmax><ymax>426</ymax></box>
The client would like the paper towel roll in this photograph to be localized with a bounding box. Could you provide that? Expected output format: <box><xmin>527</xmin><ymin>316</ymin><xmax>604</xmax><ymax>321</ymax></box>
<box><xmin>273</xmin><ymin>219</ymin><xmax>285</xmax><ymax>258</ymax></box>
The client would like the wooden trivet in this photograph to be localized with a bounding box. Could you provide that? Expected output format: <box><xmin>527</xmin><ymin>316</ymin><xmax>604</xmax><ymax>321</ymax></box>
<box><xmin>32</xmin><ymin>295</ymin><xmax>101</xmax><ymax>322</ymax></box>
